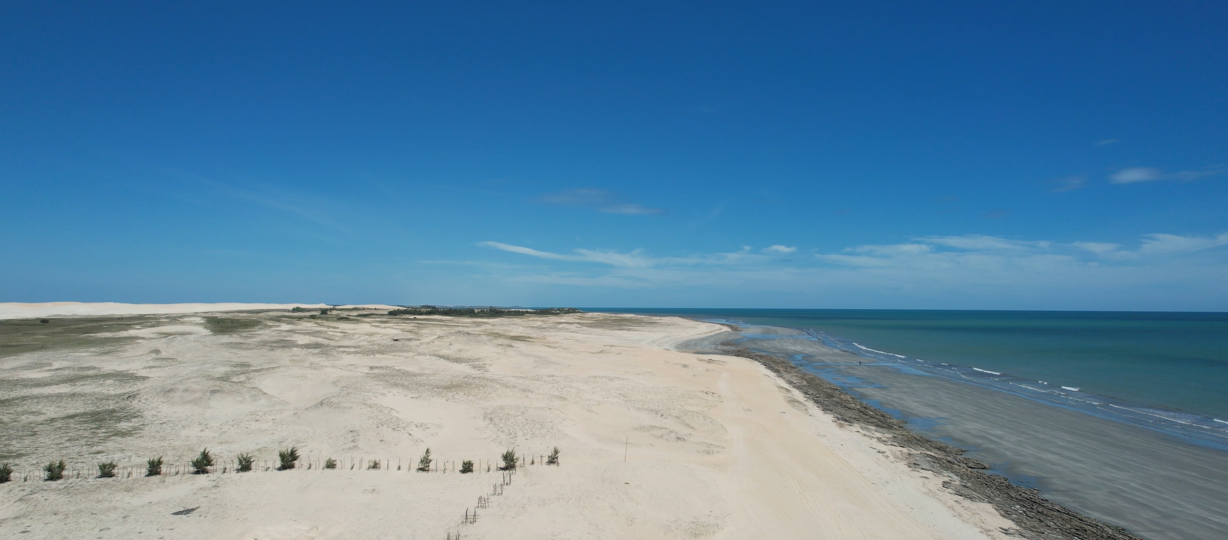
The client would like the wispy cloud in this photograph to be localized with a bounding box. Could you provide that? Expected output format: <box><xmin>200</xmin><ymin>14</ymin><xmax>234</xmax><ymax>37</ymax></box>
<box><xmin>536</xmin><ymin>189</ymin><xmax>663</xmax><ymax>215</ymax></box>
<box><xmin>479</xmin><ymin>241</ymin><xmax>763</xmax><ymax>268</ymax></box>
<box><xmin>763</xmin><ymin>245</ymin><xmax>796</xmax><ymax>254</ymax></box>
<box><xmin>1109</xmin><ymin>166</ymin><xmax>1226</xmax><ymax>184</ymax></box>
<box><xmin>473</xmin><ymin>232</ymin><xmax>1228</xmax><ymax>309</ymax></box>
<box><xmin>1137</xmin><ymin>232</ymin><xmax>1228</xmax><ymax>256</ymax></box>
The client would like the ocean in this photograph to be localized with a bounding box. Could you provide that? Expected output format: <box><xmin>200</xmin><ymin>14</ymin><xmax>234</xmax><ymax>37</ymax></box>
<box><xmin>595</xmin><ymin>308</ymin><xmax>1228</xmax><ymax>540</ymax></box>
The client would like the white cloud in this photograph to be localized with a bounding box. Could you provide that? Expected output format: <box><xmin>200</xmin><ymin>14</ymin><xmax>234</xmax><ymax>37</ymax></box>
<box><xmin>475</xmin><ymin>233</ymin><xmax>1228</xmax><ymax>309</ymax></box>
<box><xmin>537</xmin><ymin>189</ymin><xmax>663</xmax><ymax>215</ymax></box>
<box><xmin>1110</xmin><ymin>166</ymin><xmax>1226</xmax><ymax>184</ymax></box>
<box><xmin>1073</xmin><ymin>242</ymin><xmax>1120</xmax><ymax>254</ymax></box>
<box><xmin>479</xmin><ymin>241</ymin><xmax>581</xmax><ymax>262</ymax></box>
<box><xmin>600</xmin><ymin>203</ymin><xmax>662</xmax><ymax>215</ymax></box>
<box><xmin>763</xmin><ymin>245</ymin><xmax>796</xmax><ymax>254</ymax></box>
<box><xmin>1137</xmin><ymin>232</ymin><xmax>1228</xmax><ymax>256</ymax></box>
<box><xmin>920</xmin><ymin>235</ymin><xmax>1047</xmax><ymax>251</ymax></box>
<box><xmin>1110</xmin><ymin>167</ymin><xmax>1165</xmax><ymax>184</ymax></box>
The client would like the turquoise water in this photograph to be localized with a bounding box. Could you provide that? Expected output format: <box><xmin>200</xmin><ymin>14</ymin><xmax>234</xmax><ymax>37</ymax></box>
<box><xmin>595</xmin><ymin>309</ymin><xmax>1228</xmax><ymax>422</ymax></box>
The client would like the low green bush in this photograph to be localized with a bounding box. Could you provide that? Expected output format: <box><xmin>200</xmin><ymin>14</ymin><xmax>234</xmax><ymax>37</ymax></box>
<box><xmin>147</xmin><ymin>457</ymin><xmax>163</xmax><ymax>477</ymax></box>
<box><xmin>460</xmin><ymin>460</ymin><xmax>474</xmax><ymax>474</ymax></box>
<box><xmin>324</xmin><ymin>458</ymin><xmax>337</xmax><ymax>469</ymax></box>
<box><xmin>0</xmin><ymin>463</ymin><xmax>12</xmax><ymax>483</ymax></box>
<box><xmin>278</xmin><ymin>447</ymin><xmax>299</xmax><ymax>470</ymax></box>
<box><xmin>237</xmin><ymin>453</ymin><xmax>255</xmax><ymax>473</ymax></box>
<box><xmin>417</xmin><ymin>448</ymin><xmax>433</xmax><ymax>472</ymax></box>
<box><xmin>97</xmin><ymin>462</ymin><xmax>117</xmax><ymax>478</ymax></box>
<box><xmin>368</xmin><ymin>459</ymin><xmax>380</xmax><ymax>470</ymax></box>
<box><xmin>191</xmin><ymin>449</ymin><xmax>213</xmax><ymax>474</ymax></box>
<box><xmin>547</xmin><ymin>447</ymin><xmax>560</xmax><ymax>465</ymax></box>
<box><xmin>500</xmin><ymin>449</ymin><xmax>517</xmax><ymax>471</ymax></box>
<box><xmin>44</xmin><ymin>460</ymin><xmax>66</xmax><ymax>481</ymax></box>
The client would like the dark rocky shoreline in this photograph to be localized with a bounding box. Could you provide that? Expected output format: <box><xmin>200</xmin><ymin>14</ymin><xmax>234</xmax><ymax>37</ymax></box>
<box><xmin>720</xmin><ymin>343</ymin><xmax>1144</xmax><ymax>540</ymax></box>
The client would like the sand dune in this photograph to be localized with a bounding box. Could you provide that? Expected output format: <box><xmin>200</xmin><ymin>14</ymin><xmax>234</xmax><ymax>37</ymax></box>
<box><xmin>0</xmin><ymin>307</ymin><xmax>1010</xmax><ymax>539</ymax></box>
<box><xmin>0</xmin><ymin>302</ymin><xmax>399</xmax><ymax>319</ymax></box>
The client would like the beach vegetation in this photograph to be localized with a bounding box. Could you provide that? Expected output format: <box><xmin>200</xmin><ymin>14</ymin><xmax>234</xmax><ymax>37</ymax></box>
<box><xmin>191</xmin><ymin>449</ymin><xmax>213</xmax><ymax>474</ymax></box>
<box><xmin>324</xmin><ymin>458</ymin><xmax>337</xmax><ymax>469</ymax></box>
<box><xmin>547</xmin><ymin>447</ymin><xmax>560</xmax><ymax>465</ymax></box>
<box><xmin>203</xmin><ymin>317</ymin><xmax>262</xmax><ymax>334</ymax></box>
<box><xmin>368</xmin><ymin>459</ymin><xmax>380</xmax><ymax>470</ymax></box>
<box><xmin>387</xmin><ymin>306</ymin><xmax>580</xmax><ymax>318</ymax></box>
<box><xmin>278</xmin><ymin>447</ymin><xmax>299</xmax><ymax>470</ymax></box>
<box><xmin>0</xmin><ymin>463</ymin><xmax>12</xmax><ymax>483</ymax></box>
<box><xmin>460</xmin><ymin>460</ymin><xmax>474</xmax><ymax>473</ymax></box>
<box><xmin>417</xmin><ymin>448</ymin><xmax>432</xmax><ymax>472</ymax></box>
<box><xmin>97</xmin><ymin>461</ymin><xmax>117</xmax><ymax>478</ymax></box>
<box><xmin>146</xmin><ymin>457</ymin><xmax>163</xmax><ymax>476</ymax></box>
<box><xmin>237</xmin><ymin>453</ymin><xmax>255</xmax><ymax>472</ymax></box>
<box><xmin>44</xmin><ymin>460</ymin><xmax>65</xmax><ymax>481</ymax></box>
<box><xmin>291</xmin><ymin>307</ymin><xmax>307</xmax><ymax>313</ymax></box>
<box><xmin>500</xmin><ymin>449</ymin><xmax>517</xmax><ymax>471</ymax></box>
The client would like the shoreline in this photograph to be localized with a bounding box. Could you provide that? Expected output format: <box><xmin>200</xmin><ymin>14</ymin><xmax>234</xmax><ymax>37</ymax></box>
<box><xmin>719</xmin><ymin>344</ymin><xmax>1140</xmax><ymax>540</ymax></box>
<box><xmin>665</xmin><ymin>312</ymin><xmax>1228</xmax><ymax>540</ymax></box>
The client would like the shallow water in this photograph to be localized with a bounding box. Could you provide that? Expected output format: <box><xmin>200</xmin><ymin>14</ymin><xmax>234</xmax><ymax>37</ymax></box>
<box><xmin>610</xmin><ymin>308</ymin><xmax>1228</xmax><ymax>540</ymax></box>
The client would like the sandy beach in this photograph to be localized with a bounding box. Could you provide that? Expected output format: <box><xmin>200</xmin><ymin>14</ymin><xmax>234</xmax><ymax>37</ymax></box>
<box><xmin>0</xmin><ymin>304</ymin><xmax>1013</xmax><ymax>539</ymax></box>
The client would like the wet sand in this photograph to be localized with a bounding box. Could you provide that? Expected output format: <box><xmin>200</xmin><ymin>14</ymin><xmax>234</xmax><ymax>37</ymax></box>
<box><xmin>728</xmin><ymin>330</ymin><xmax>1228</xmax><ymax>540</ymax></box>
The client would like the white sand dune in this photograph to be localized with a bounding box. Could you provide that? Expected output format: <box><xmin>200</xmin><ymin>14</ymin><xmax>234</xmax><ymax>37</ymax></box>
<box><xmin>0</xmin><ymin>307</ymin><xmax>1011</xmax><ymax>539</ymax></box>
<box><xmin>0</xmin><ymin>302</ymin><xmax>399</xmax><ymax>320</ymax></box>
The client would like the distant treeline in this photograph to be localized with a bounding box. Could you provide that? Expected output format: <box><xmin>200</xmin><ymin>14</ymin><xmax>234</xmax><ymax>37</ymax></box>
<box><xmin>387</xmin><ymin>306</ymin><xmax>581</xmax><ymax>317</ymax></box>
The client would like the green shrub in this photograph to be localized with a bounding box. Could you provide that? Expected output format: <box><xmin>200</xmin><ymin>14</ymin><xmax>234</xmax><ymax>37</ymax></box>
<box><xmin>0</xmin><ymin>463</ymin><xmax>12</xmax><ymax>483</ymax></box>
<box><xmin>191</xmin><ymin>449</ymin><xmax>213</xmax><ymax>474</ymax></box>
<box><xmin>500</xmin><ymin>449</ymin><xmax>517</xmax><ymax>471</ymax></box>
<box><xmin>324</xmin><ymin>458</ymin><xmax>337</xmax><ymax>469</ymax></box>
<box><xmin>547</xmin><ymin>447</ymin><xmax>560</xmax><ymax>465</ymax></box>
<box><xmin>237</xmin><ymin>453</ymin><xmax>255</xmax><ymax>473</ymax></box>
<box><xmin>460</xmin><ymin>460</ymin><xmax>474</xmax><ymax>474</ymax></box>
<box><xmin>368</xmin><ymin>459</ymin><xmax>380</xmax><ymax>470</ymax></box>
<box><xmin>146</xmin><ymin>457</ymin><xmax>163</xmax><ymax>477</ymax></box>
<box><xmin>291</xmin><ymin>307</ymin><xmax>307</xmax><ymax>313</ymax></box>
<box><xmin>97</xmin><ymin>462</ymin><xmax>117</xmax><ymax>478</ymax></box>
<box><xmin>417</xmin><ymin>448</ymin><xmax>432</xmax><ymax>472</ymax></box>
<box><xmin>44</xmin><ymin>460</ymin><xmax>66</xmax><ymax>481</ymax></box>
<box><xmin>278</xmin><ymin>447</ymin><xmax>299</xmax><ymax>470</ymax></box>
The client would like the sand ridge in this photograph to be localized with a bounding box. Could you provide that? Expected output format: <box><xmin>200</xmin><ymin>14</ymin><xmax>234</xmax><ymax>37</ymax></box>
<box><xmin>0</xmin><ymin>307</ymin><xmax>1011</xmax><ymax>539</ymax></box>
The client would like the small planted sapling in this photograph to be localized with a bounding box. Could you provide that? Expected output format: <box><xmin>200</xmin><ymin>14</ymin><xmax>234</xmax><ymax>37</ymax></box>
<box><xmin>191</xmin><ymin>449</ymin><xmax>213</xmax><ymax>474</ymax></box>
<box><xmin>147</xmin><ymin>457</ymin><xmax>163</xmax><ymax>477</ymax></box>
<box><xmin>44</xmin><ymin>460</ymin><xmax>66</xmax><ymax>481</ymax></box>
<box><xmin>460</xmin><ymin>460</ymin><xmax>474</xmax><ymax>474</ymax></box>
<box><xmin>97</xmin><ymin>462</ymin><xmax>117</xmax><ymax>478</ymax></box>
<box><xmin>324</xmin><ymin>458</ymin><xmax>337</xmax><ymax>469</ymax></box>
<box><xmin>417</xmin><ymin>448</ymin><xmax>433</xmax><ymax>472</ymax></box>
<box><xmin>278</xmin><ymin>447</ymin><xmax>299</xmax><ymax>470</ymax></box>
<box><xmin>500</xmin><ymin>449</ymin><xmax>517</xmax><ymax>471</ymax></box>
<box><xmin>237</xmin><ymin>453</ymin><xmax>255</xmax><ymax>472</ymax></box>
<box><xmin>547</xmin><ymin>447</ymin><xmax>560</xmax><ymax>466</ymax></box>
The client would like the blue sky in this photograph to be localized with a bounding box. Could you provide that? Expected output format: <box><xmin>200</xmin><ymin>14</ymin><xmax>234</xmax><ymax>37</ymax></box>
<box><xmin>2</xmin><ymin>1</ymin><xmax>1226</xmax><ymax>310</ymax></box>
